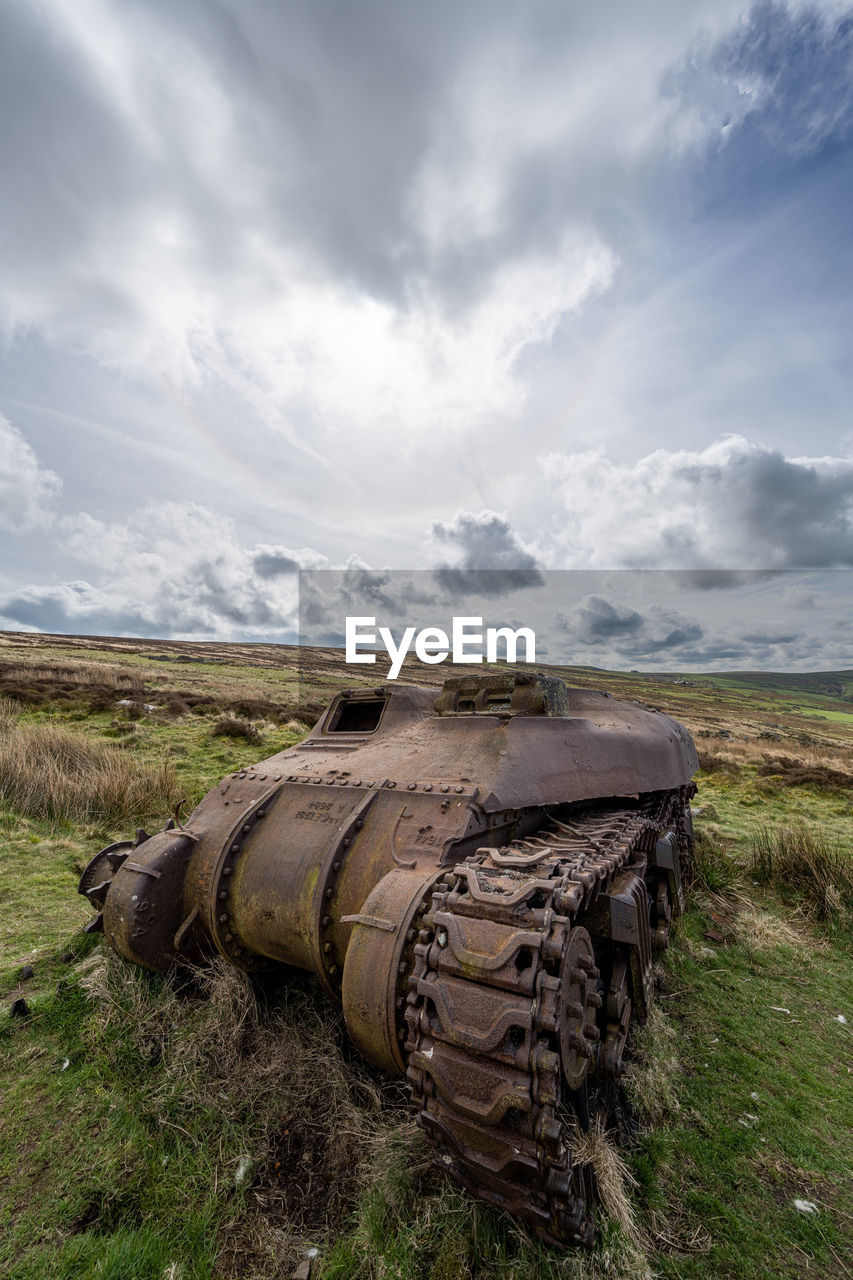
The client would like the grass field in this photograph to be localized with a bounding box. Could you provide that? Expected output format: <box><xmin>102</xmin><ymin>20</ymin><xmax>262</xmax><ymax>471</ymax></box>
<box><xmin>0</xmin><ymin>631</ymin><xmax>851</xmax><ymax>1280</ymax></box>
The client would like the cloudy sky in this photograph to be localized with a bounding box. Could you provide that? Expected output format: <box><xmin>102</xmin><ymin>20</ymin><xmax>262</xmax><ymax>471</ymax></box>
<box><xmin>300</xmin><ymin>569</ymin><xmax>852</xmax><ymax>672</ymax></box>
<box><xmin>0</xmin><ymin>0</ymin><xmax>851</xmax><ymax>668</ymax></box>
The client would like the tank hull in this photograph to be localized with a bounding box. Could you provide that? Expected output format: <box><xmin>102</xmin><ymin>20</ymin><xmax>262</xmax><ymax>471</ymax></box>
<box><xmin>80</xmin><ymin>672</ymin><xmax>698</xmax><ymax>1247</ymax></box>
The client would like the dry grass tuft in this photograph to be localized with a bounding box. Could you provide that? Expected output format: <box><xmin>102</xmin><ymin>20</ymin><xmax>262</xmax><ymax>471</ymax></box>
<box><xmin>727</xmin><ymin>901</ymin><xmax>804</xmax><ymax>954</ymax></box>
<box><xmin>690</xmin><ymin>829</ymin><xmax>742</xmax><ymax>895</ymax></box>
<box><xmin>79</xmin><ymin>951</ymin><xmax>418</xmax><ymax>1261</ymax></box>
<box><xmin>0</xmin><ymin>660</ymin><xmax>144</xmax><ymax>689</ymax></box>
<box><xmin>281</xmin><ymin>717</ymin><xmax>310</xmax><ymax>733</ymax></box>
<box><xmin>569</xmin><ymin>1119</ymin><xmax>642</xmax><ymax>1245</ymax></box>
<box><xmin>0</xmin><ymin>717</ymin><xmax>183</xmax><ymax>827</ymax></box>
<box><xmin>624</xmin><ymin>1004</ymin><xmax>682</xmax><ymax>1128</ymax></box>
<box><xmin>0</xmin><ymin>694</ymin><xmax>22</xmax><ymax>728</ymax></box>
<box><xmin>587</xmin><ymin>1234</ymin><xmax>654</xmax><ymax>1280</ymax></box>
<box><xmin>697</xmin><ymin>750</ymin><xmax>742</xmax><ymax>775</ymax></box>
<box><xmin>756</xmin><ymin>754</ymin><xmax>853</xmax><ymax>793</ymax></box>
<box><xmin>748</xmin><ymin>823</ymin><xmax>853</xmax><ymax>927</ymax></box>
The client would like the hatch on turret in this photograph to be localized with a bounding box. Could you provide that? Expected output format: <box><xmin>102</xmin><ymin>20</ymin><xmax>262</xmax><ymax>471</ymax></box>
<box><xmin>326</xmin><ymin>694</ymin><xmax>387</xmax><ymax>733</ymax></box>
<box><xmin>433</xmin><ymin>671</ymin><xmax>569</xmax><ymax>717</ymax></box>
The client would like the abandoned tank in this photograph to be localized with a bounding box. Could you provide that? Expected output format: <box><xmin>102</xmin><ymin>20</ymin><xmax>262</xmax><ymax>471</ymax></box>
<box><xmin>79</xmin><ymin>670</ymin><xmax>698</xmax><ymax>1247</ymax></box>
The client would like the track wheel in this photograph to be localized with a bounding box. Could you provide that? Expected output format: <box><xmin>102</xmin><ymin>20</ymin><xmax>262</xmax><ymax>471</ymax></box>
<box><xmin>654</xmin><ymin>876</ymin><xmax>673</xmax><ymax>951</ymax></box>
<box><xmin>557</xmin><ymin>927</ymin><xmax>602</xmax><ymax>1090</ymax></box>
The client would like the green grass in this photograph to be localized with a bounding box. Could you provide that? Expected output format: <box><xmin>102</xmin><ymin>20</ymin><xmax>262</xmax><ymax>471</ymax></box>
<box><xmin>693</xmin><ymin>765</ymin><xmax>853</xmax><ymax>848</ymax></box>
<box><xmin>0</xmin><ymin>636</ymin><xmax>851</xmax><ymax>1278</ymax></box>
<box><xmin>636</xmin><ymin>909</ymin><xmax>853</xmax><ymax>1280</ymax></box>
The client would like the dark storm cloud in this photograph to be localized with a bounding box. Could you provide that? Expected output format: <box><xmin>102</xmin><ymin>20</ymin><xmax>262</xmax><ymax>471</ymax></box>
<box><xmin>0</xmin><ymin>0</ymin><xmax>531</xmax><ymax>329</ymax></box>
<box><xmin>0</xmin><ymin>572</ymin><xmax>290</xmax><ymax>639</ymax></box>
<box><xmin>675</xmin><ymin>570</ymin><xmax>778</xmax><ymax>590</ymax></box>
<box><xmin>555</xmin><ymin>595</ymin><xmax>705</xmax><ymax>659</ymax></box>
<box><xmin>1</xmin><ymin>587</ymin><xmax>165</xmax><ymax>639</ymax></box>
<box><xmin>429</xmin><ymin>510</ymin><xmax>543</xmax><ymax>596</ymax></box>
<box><xmin>252</xmin><ymin>550</ymin><xmax>299</xmax><ymax>579</ymax></box>
<box><xmin>740</xmin><ymin>631</ymin><xmax>802</xmax><ymax>644</ymax></box>
<box><xmin>569</xmin><ymin>597</ymin><xmax>644</xmax><ymax>643</ymax></box>
<box><xmin>432</xmin><ymin>567</ymin><xmax>545</xmax><ymax>598</ymax></box>
<box><xmin>689</xmin><ymin>448</ymin><xmax>853</xmax><ymax>567</ymax></box>
<box><xmin>298</xmin><ymin>567</ymin><xmax>450</xmax><ymax>643</ymax></box>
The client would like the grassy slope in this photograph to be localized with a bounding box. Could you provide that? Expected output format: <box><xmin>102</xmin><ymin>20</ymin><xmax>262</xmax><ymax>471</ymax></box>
<box><xmin>0</xmin><ymin>632</ymin><xmax>851</xmax><ymax>1280</ymax></box>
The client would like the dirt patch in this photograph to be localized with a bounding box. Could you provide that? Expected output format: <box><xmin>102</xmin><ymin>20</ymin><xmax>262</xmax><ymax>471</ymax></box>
<box><xmin>757</xmin><ymin>1153</ymin><xmax>839</xmax><ymax>1216</ymax></box>
<box><xmin>70</xmin><ymin>1187</ymin><xmax>144</xmax><ymax>1236</ymax></box>
<box><xmin>252</xmin><ymin>1116</ymin><xmax>361</xmax><ymax>1234</ymax></box>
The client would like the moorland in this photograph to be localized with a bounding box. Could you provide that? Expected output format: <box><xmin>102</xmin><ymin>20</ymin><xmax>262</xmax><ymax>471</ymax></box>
<box><xmin>0</xmin><ymin>631</ymin><xmax>850</xmax><ymax>1280</ymax></box>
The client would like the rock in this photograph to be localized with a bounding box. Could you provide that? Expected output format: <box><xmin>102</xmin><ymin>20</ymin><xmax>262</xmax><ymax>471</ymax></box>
<box><xmin>19</xmin><ymin>964</ymin><xmax>34</xmax><ymax>980</ymax></box>
<box><xmin>10</xmin><ymin>998</ymin><xmax>30</xmax><ymax>1018</ymax></box>
<box><xmin>292</xmin><ymin>1252</ymin><xmax>318</xmax><ymax>1280</ymax></box>
<box><xmin>60</xmin><ymin>952</ymin><xmax>74</xmax><ymax>963</ymax></box>
<box><xmin>793</xmin><ymin>1199</ymin><xmax>818</xmax><ymax>1215</ymax></box>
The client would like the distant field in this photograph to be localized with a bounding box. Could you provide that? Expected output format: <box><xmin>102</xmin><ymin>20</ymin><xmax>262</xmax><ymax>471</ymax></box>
<box><xmin>0</xmin><ymin>631</ymin><xmax>851</xmax><ymax>1280</ymax></box>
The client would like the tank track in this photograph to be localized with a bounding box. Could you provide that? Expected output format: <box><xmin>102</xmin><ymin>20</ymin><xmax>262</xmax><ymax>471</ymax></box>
<box><xmin>404</xmin><ymin>788</ymin><xmax>693</xmax><ymax>1247</ymax></box>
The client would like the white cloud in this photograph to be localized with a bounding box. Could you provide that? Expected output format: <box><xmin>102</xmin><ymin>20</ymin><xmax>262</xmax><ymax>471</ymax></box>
<box><xmin>0</xmin><ymin>416</ymin><xmax>61</xmax><ymax>532</ymax></box>
<box><xmin>535</xmin><ymin>434</ymin><xmax>853</xmax><ymax>569</ymax></box>
<box><xmin>2</xmin><ymin>501</ymin><xmax>327</xmax><ymax>638</ymax></box>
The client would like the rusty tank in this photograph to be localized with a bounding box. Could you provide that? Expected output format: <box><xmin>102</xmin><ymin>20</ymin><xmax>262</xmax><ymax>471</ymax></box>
<box><xmin>79</xmin><ymin>671</ymin><xmax>698</xmax><ymax>1247</ymax></box>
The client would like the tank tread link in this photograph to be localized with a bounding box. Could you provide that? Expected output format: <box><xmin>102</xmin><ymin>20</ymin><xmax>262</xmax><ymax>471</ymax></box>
<box><xmin>78</xmin><ymin>669</ymin><xmax>698</xmax><ymax>1248</ymax></box>
<box><xmin>405</xmin><ymin>788</ymin><xmax>693</xmax><ymax>1246</ymax></box>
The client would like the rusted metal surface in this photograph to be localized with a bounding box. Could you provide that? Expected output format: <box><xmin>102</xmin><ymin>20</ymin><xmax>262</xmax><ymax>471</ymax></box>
<box><xmin>404</xmin><ymin>790</ymin><xmax>689</xmax><ymax>1245</ymax></box>
<box><xmin>79</xmin><ymin>670</ymin><xmax>697</xmax><ymax>1248</ymax></box>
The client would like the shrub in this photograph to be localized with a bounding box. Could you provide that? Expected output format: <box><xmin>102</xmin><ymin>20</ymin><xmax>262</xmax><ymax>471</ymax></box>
<box><xmin>696</xmin><ymin>750</ymin><xmax>741</xmax><ymax>775</ymax></box>
<box><xmin>756</xmin><ymin>755</ymin><xmax>853</xmax><ymax>794</ymax></box>
<box><xmin>211</xmin><ymin>714</ymin><xmax>260</xmax><ymax>743</ymax></box>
